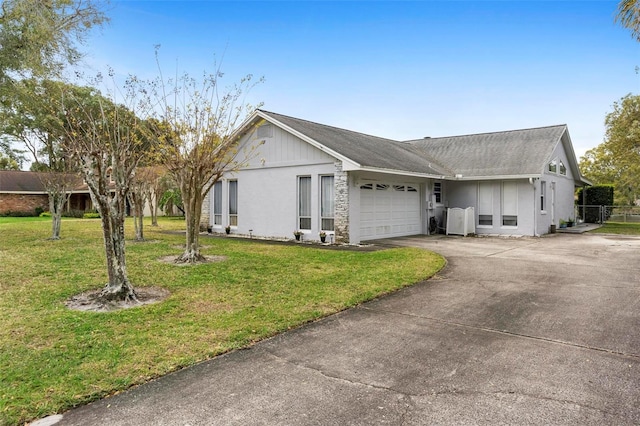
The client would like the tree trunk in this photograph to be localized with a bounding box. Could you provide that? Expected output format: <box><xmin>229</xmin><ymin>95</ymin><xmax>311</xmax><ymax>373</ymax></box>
<box><xmin>98</xmin><ymin>205</ymin><xmax>137</xmax><ymax>302</ymax></box>
<box><xmin>48</xmin><ymin>193</ymin><xmax>66</xmax><ymax>240</ymax></box>
<box><xmin>128</xmin><ymin>192</ymin><xmax>145</xmax><ymax>241</ymax></box>
<box><xmin>148</xmin><ymin>189</ymin><xmax>158</xmax><ymax>226</ymax></box>
<box><xmin>176</xmin><ymin>183</ymin><xmax>205</xmax><ymax>263</ymax></box>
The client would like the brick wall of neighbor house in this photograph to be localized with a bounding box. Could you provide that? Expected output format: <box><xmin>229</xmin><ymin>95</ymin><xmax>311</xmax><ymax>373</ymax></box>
<box><xmin>0</xmin><ymin>194</ymin><xmax>48</xmax><ymax>215</ymax></box>
<box><xmin>334</xmin><ymin>161</ymin><xmax>349</xmax><ymax>244</ymax></box>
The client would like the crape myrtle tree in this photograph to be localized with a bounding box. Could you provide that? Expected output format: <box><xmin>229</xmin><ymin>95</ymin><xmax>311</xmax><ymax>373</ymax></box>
<box><xmin>127</xmin><ymin>165</ymin><xmax>165</xmax><ymax>240</ymax></box>
<box><xmin>149</xmin><ymin>61</ymin><xmax>263</xmax><ymax>263</ymax></box>
<box><xmin>58</xmin><ymin>77</ymin><xmax>154</xmax><ymax>302</ymax></box>
<box><xmin>0</xmin><ymin>78</ymin><xmax>79</xmax><ymax>239</ymax></box>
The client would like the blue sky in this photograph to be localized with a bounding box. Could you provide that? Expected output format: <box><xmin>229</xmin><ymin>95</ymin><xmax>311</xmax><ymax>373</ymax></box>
<box><xmin>83</xmin><ymin>1</ymin><xmax>639</xmax><ymax>158</ymax></box>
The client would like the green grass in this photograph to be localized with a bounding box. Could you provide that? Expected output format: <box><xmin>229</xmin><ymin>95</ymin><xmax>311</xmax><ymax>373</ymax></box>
<box><xmin>0</xmin><ymin>218</ymin><xmax>445</xmax><ymax>425</ymax></box>
<box><xmin>0</xmin><ymin>216</ymin><xmax>52</xmax><ymax>224</ymax></box>
<box><xmin>588</xmin><ymin>221</ymin><xmax>640</xmax><ymax>235</ymax></box>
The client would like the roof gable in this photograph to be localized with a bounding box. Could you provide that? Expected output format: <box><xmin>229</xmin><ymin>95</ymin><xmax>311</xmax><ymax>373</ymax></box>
<box><xmin>256</xmin><ymin>110</ymin><xmax>450</xmax><ymax>177</ymax></box>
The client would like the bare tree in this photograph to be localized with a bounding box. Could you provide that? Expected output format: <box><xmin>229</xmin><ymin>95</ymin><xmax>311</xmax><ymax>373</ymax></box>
<box><xmin>58</xmin><ymin>78</ymin><xmax>153</xmax><ymax>302</ymax></box>
<box><xmin>149</xmin><ymin>60</ymin><xmax>263</xmax><ymax>263</ymax></box>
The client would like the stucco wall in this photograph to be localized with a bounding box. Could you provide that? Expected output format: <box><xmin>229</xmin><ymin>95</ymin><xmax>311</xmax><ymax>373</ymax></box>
<box><xmin>207</xmin><ymin>122</ymin><xmax>336</xmax><ymax>241</ymax></box>
<box><xmin>446</xmin><ymin>179</ymin><xmax>536</xmax><ymax>236</ymax></box>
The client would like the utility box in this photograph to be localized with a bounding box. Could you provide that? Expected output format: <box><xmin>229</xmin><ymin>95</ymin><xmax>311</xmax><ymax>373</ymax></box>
<box><xmin>446</xmin><ymin>207</ymin><xmax>475</xmax><ymax>236</ymax></box>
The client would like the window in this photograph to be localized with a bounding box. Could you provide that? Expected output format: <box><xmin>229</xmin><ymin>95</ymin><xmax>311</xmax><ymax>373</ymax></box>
<box><xmin>407</xmin><ymin>186</ymin><xmax>418</xmax><ymax>192</ymax></box>
<box><xmin>548</xmin><ymin>159</ymin><xmax>557</xmax><ymax>173</ymax></box>
<box><xmin>502</xmin><ymin>181</ymin><xmax>518</xmax><ymax>227</ymax></box>
<box><xmin>228</xmin><ymin>180</ymin><xmax>238</xmax><ymax>226</ymax></box>
<box><xmin>393</xmin><ymin>185</ymin><xmax>405</xmax><ymax>192</ymax></box>
<box><xmin>559</xmin><ymin>160</ymin><xmax>567</xmax><ymax>176</ymax></box>
<box><xmin>320</xmin><ymin>175</ymin><xmax>334</xmax><ymax>231</ymax></box>
<box><xmin>478</xmin><ymin>182</ymin><xmax>493</xmax><ymax>226</ymax></box>
<box><xmin>376</xmin><ymin>183</ymin><xmax>389</xmax><ymax>190</ymax></box>
<box><xmin>298</xmin><ymin>176</ymin><xmax>311</xmax><ymax>230</ymax></box>
<box><xmin>213</xmin><ymin>181</ymin><xmax>222</xmax><ymax>225</ymax></box>
<box><xmin>434</xmin><ymin>182</ymin><xmax>442</xmax><ymax>203</ymax></box>
<box><xmin>360</xmin><ymin>183</ymin><xmax>373</xmax><ymax>190</ymax></box>
<box><xmin>540</xmin><ymin>181</ymin><xmax>546</xmax><ymax>212</ymax></box>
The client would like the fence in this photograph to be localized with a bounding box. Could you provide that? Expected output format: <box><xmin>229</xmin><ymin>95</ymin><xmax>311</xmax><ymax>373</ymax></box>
<box><xmin>576</xmin><ymin>205</ymin><xmax>640</xmax><ymax>224</ymax></box>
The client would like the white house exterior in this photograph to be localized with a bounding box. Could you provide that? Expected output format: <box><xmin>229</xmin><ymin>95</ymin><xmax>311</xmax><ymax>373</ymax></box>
<box><xmin>202</xmin><ymin>110</ymin><xmax>589</xmax><ymax>244</ymax></box>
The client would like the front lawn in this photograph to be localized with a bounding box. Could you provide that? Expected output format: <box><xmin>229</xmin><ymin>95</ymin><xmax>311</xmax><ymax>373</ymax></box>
<box><xmin>588</xmin><ymin>221</ymin><xmax>640</xmax><ymax>235</ymax></box>
<box><xmin>0</xmin><ymin>218</ymin><xmax>444</xmax><ymax>425</ymax></box>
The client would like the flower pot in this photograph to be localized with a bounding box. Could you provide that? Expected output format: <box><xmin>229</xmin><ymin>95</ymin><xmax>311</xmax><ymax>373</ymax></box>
<box><xmin>320</xmin><ymin>236</ymin><xmax>326</xmax><ymax>243</ymax></box>
<box><xmin>295</xmin><ymin>234</ymin><xmax>301</xmax><ymax>241</ymax></box>
<box><xmin>550</xmin><ymin>224</ymin><xmax>556</xmax><ymax>234</ymax></box>
<box><xmin>225</xmin><ymin>228</ymin><xmax>230</xmax><ymax>235</ymax></box>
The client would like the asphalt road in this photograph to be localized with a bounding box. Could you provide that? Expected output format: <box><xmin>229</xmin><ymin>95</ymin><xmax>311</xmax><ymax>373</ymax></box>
<box><xmin>47</xmin><ymin>233</ymin><xmax>640</xmax><ymax>425</ymax></box>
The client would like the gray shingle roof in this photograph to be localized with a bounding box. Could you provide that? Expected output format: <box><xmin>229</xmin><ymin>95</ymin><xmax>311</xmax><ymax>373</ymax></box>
<box><xmin>258</xmin><ymin>110</ymin><xmax>450</xmax><ymax>176</ymax></box>
<box><xmin>407</xmin><ymin>125</ymin><xmax>567</xmax><ymax>178</ymax></box>
<box><xmin>257</xmin><ymin>110</ymin><xmax>572</xmax><ymax>180</ymax></box>
<box><xmin>0</xmin><ymin>170</ymin><xmax>47</xmax><ymax>192</ymax></box>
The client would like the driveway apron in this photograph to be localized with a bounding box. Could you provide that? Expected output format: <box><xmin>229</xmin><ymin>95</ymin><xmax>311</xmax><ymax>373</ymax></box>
<box><xmin>55</xmin><ymin>233</ymin><xmax>640</xmax><ymax>425</ymax></box>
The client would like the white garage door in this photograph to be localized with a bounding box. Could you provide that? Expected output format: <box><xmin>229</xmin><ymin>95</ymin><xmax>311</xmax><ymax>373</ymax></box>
<box><xmin>359</xmin><ymin>183</ymin><xmax>421</xmax><ymax>240</ymax></box>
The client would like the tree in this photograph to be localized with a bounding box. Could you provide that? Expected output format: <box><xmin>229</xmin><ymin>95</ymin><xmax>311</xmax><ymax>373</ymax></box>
<box><xmin>616</xmin><ymin>0</ymin><xmax>640</xmax><ymax>41</ymax></box>
<box><xmin>0</xmin><ymin>153</ymin><xmax>19</xmax><ymax>169</ymax></box>
<box><xmin>58</xmin><ymin>78</ymin><xmax>153</xmax><ymax>302</ymax></box>
<box><xmin>149</xmin><ymin>62</ymin><xmax>263</xmax><ymax>263</ymax></box>
<box><xmin>0</xmin><ymin>0</ymin><xmax>107</xmax><ymax>80</ymax></box>
<box><xmin>579</xmin><ymin>94</ymin><xmax>640</xmax><ymax>205</ymax></box>
<box><xmin>0</xmin><ymin>78</ymin><xmax>79</xmax><ymax>239</ymax></box>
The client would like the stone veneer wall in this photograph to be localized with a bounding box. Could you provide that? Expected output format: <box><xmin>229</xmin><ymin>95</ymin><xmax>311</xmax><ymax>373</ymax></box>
<box><xmin>334</xmin><ymin>161</ymin><xmax>349</xmax><ymax>244</ymax></box>
<box><xmin>200</xmin><ymin>190</ymin><xmax>211</xmax><ymax>232</ymax></box>
<box><xmin>0</xmin><ymin>193</ymin><xmax>48</xmax><ymax>215</ymax></box>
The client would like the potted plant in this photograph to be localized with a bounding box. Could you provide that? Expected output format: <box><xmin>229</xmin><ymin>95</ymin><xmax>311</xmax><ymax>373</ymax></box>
<box><xmin>225</xmin><ymin>225</ymin><xmax>231</xmax><ymax>235</ymax></box>
<box><xmin>566</xmin><ymin>218</ymin><xmax>574</xmax><ymax>227</ymax></box>
<box><xmin>559</xmin><ymin>219</ymin><xmax>567</xmax><ymax>229</ymax></box>
<box><xmin>319</xmin><ymin>231</ymin><xmax>326</xmax><ymax>243</ymax></box>
<box><xmin>293</xmin><ymin>230</ymin><xmax>302</xmax><ymax>241</ymax></box>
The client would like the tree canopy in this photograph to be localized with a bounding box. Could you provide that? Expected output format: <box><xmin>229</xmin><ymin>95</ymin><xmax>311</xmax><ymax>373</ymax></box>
<box><xmin>579</xmin><ymin>94</ymin><xmax>640</xmax><ymax>205</ymax></box>
<box><xmin>0</xmin><ymin>0</ymin><xmax>107</xmax><ymax>80</ymax></box>
<box><xmin>616</xmin><ymin>0</ymin><xmax>640</xmax><ymax>41</ymax></box>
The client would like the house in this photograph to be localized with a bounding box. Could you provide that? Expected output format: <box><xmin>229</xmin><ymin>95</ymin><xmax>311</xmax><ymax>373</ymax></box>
<box><xmin>201</xmin><ymin>110</ymin><xmax>590</xmax><ymax>244</ymax></box>
<box><xmin>0</xmin><ymin>170</ymin><xmax>91</xmax><ymax>215</ymax></box>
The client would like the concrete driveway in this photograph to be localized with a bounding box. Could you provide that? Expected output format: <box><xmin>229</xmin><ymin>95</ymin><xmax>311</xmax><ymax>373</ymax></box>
<box><xmin>52</xmin><ymin>233</ymin><xmax>640</xmax><ymax>425</ymax></box>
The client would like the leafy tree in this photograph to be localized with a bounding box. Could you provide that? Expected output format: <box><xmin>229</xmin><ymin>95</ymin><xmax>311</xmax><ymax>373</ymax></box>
<box><xmin>579</xmin><ymin>94</ymin><xmax>640</xmax><ymax>205</ymax></box>
<box><xmin>0</xmin><ymin>153</ymin><xmax>19</xmax><ymax>169</ymax></box>
<box><xmin>0</xmin><ymin>78</ymin><xmax>79</xmax><ymax>238</ymax></box>
<box><xmin>0</xmin><ymin>0</ymin><xmax>107</xmax><ymax>80</ymax></box>
<box><xmin>148</xmin><ymin>59</ymin><xmax>263</xmax><ymax>263</ymax></box>
<box><xmin>57</xmin><ymin>78</ymin><xmax>154</xmax><ymax>303</ymax></box>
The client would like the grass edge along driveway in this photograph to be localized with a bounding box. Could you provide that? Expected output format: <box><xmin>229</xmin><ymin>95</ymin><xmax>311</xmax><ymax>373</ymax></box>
<box><xmin>0</xmin><ymin>218</ymin><xmax>445</xmax><ymax>425</ymax></box>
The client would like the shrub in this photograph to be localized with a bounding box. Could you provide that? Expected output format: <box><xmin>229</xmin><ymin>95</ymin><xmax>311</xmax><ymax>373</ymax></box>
<box><xmin>0</xmin><ymin>210</ymin><xmax>35</xmax><ymax>217</ymax></box>
<box><xmin>39</xmin><ymin>212</ymin><xmax>52</xmax><ymax>218</ymax></box>
<box><xmin>61</xmin><ymin>209</ymin><xmax>85</xmax><ymax>218</ymax></box>
<box><xmin>34</xmin><ymin>207</ymin><xmax>44</xmax><ymax>216</ymax></box>
<box><xmin>577</xmin><ymin>185</ymin><xmax>614</xmax><ymax>223</ymax></box>
<box><xmin>82</xmin><ymin>212</ymin><xmax>101</xmax><ymax>219</ymax></box>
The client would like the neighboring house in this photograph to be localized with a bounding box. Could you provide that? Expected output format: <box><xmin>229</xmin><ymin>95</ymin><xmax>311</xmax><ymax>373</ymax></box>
<box><xmin>0</xmin><ymin>170</ymin><xmax>91</xmax><ymax>215</ymax></box>
<box><xmin>201</xmin><ymin>110</ymin><xmax>590</xmax><ymax>244</ymax></box>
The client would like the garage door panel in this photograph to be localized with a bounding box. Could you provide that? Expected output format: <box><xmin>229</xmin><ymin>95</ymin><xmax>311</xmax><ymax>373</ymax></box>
<box><xmin>359</xmin><ymin>182</ymin><xmax>421</xmax><ymax>241</ymax></box>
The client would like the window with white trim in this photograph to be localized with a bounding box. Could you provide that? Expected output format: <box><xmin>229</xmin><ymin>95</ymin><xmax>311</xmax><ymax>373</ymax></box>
<box><xmin>298</xmin><ymin>176</ymin><xmax>311</xmax><ymax>230</ymax></box>
<box><xmin>213</xmin><ymin>181</ymin><xmax>222</xmax><ymax>225</ymax></box>
<box><xmin>228</xmin><ymin>180</ymin><xmax>238</xmax><ymax>226</ymax></box>
<box><xmin>320</xmin><ymin>175</ymin><xmax>334</xmax><ymax>231</ymax></box>
<box><xmin>434</xmin><ymin>181</ymin><xmax>442</xmax><ymax>203</ymax></box>
<box><xmin>478</xmin><ymin>182</ymin><xmax>493</xmax><ymax>226</ymax></box>
<box><xmin>502</xmin><ymin>181</ymin><xmax>518</xmax><ymax>227</ymax></box>
<box><xmin>559</xmin><ymin>160</ymin><xmax>567</xmax><ymax>176</ymax></box>
<box><xmin>540</xmin><ymin>181</ymin><xmax>546</xmax><ymax>212</ymax></box>
<box><xmin>548</xmin><ymin>159</ymin><xmax>557</xmax><ymax>173</ymax></box>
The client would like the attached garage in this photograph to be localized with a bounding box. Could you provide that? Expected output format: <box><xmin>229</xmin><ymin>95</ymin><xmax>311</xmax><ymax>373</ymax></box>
<box><xmin>359</xmin><ymin>182</ymin><xmax>421</xmax><ymax>240</ymax></box>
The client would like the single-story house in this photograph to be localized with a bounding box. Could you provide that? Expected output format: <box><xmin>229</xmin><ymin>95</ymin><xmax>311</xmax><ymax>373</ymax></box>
<box><xmin>202</xmin><ymin>110</ymin><xmax>590</xmax><ymax>244</ymax></box>
<box><xmin>0</xmin><ymin>170</ymin><xmax>91</xmax><ymax>215</ymax></box>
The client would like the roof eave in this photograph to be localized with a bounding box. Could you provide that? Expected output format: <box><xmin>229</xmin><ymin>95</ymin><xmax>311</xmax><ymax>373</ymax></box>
<box><xmin>445</xmin><ymin>174</ymin><xmax>541</xmax><ymax>181</ymax></box>
<box><xmin>346</xmin><ymin>164</ymin><xmax>446</xmax><ymax>179</ymax></box>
